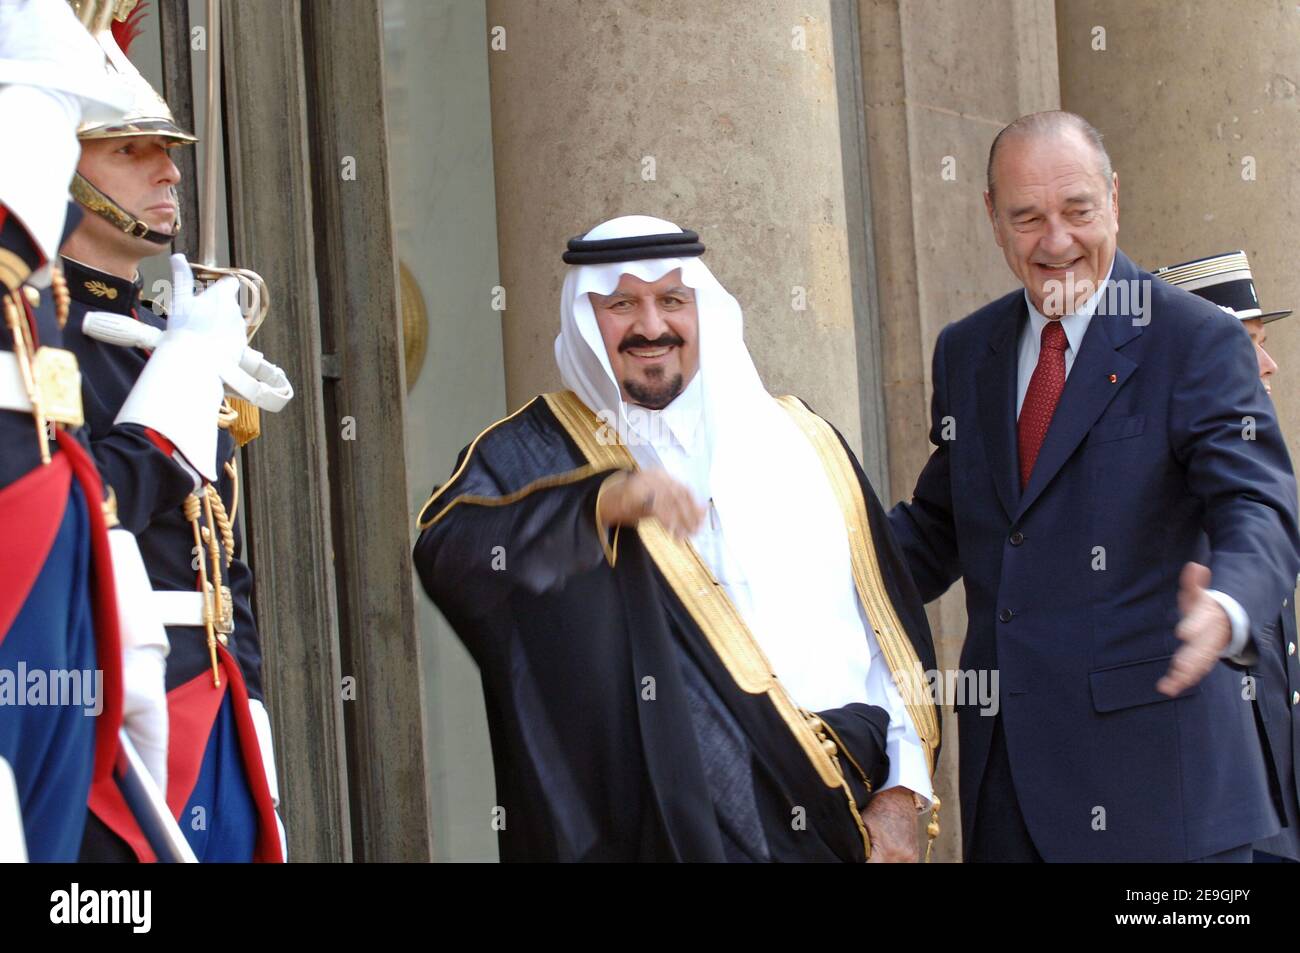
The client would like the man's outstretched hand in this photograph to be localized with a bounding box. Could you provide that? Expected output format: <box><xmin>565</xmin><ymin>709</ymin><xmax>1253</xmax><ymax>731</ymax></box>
<box><xmin>597</xmin><ymin>469</ymin><xmax>706</xmax><ymax>539</ymax></box>
<box><xmin>1157</xmin><ymin>562</ymin><xmax>1231</xmax><ymax>698</ymax></box>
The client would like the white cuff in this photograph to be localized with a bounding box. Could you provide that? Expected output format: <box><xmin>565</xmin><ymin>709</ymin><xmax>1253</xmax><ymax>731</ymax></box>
<box><xmin>169</xmin><ymin>451</ymin><xmax>202</xmax><ymax>492</ymax></box>
<box><xmin>883</xmin><ymin>730</ymin><xmax>934</xmax><ymax>807</ymax></box>
<box><xmin>861</xmin><ymin>601</ymin><xmax>934</xmax><ymax>804</ymax></box>
<box><xmin>248</xmin><ymin>699</ymin><xmax>281</xmax><ymax>810</ymax></box>
<box><xmin>1206</xmin><ymin>589</ymin><xmax>1251</xmax><ymax>661</ymax></box>
<box><xmin>115</xmin><ymin>332</ymin><xmax>223</xmax><ymax>483</ymax></box>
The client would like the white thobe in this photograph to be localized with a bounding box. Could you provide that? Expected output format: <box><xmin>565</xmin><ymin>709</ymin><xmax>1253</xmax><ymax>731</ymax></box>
<box><xmin>625</xmin><ymin>376</ymin><xmax>933</xmax><ymax>803</ymax></box>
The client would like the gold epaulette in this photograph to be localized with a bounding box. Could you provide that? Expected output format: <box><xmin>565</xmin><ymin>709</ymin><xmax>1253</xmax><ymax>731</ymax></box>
<box><xmin>3</xmin><ymin>282</ymin><xmax>84</xmax><ymax>464</ymax></box>
<box><xmin>0</xmin><ymin>248</ymin><xmax>31</xmax><ymax>295</ymax></box>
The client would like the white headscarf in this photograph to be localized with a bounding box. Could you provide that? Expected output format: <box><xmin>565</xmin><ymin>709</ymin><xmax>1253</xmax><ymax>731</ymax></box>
<box><xmin>556</xmin><ymin>216</ymin><xmax>870</xmax><ymax>701</ymax></box>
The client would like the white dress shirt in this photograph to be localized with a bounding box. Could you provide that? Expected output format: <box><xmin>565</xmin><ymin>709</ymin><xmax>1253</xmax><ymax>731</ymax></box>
<box><xmin>1015</xmin><ymin>265</ymin><xmax>1250</xmax><ymax>658</ymax></box>
<box><xmin>627</xmin><ymin>377</ymin><xmax>934</xmax><ymax>803</ymax></box>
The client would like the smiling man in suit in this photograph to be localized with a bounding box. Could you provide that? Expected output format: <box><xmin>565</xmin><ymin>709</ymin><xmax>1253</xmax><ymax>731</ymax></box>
<box><xmin>888</xmin><ymin>110</ymin><xmax>1300</xmax><ymax>862</ymax></box>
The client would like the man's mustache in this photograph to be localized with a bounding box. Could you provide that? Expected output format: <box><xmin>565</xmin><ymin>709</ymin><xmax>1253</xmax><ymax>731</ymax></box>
<box><xmin>620</xmin><ymin>334</ymin><xmax>685</xmax><ymax>352</ymax></box>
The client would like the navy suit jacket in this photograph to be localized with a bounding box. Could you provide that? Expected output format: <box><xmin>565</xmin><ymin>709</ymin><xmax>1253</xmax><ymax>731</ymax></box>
<box><xmin>889</xmin><ymin>249</ymin><xmax>1300</xmax><ymax>861</ymax></box>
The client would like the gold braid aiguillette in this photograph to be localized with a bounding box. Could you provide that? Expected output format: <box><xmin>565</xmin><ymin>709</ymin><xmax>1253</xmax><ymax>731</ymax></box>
<box><xmin>184</xmin><ymin>492</ymin><xmax>222</xmax><ymax>687</ymax></box>
<box><xmin>205</xmin><ymin>483</ymin><xmax>235</xmax><ymax>568</ymax></box>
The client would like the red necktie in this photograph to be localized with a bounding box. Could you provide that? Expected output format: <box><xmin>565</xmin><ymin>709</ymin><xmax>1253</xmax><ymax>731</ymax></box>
<box><xmin>1018</xmin><ymin>320</ymin><xmax>1067</xmax><ymax>488</ymax></box>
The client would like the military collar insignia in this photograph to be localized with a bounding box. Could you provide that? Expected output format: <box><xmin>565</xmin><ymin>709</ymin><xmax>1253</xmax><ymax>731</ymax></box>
<box><xmin>61</xmin><ymin>256</ymin><xmax>143</xmax><ymax>316</ymax></box>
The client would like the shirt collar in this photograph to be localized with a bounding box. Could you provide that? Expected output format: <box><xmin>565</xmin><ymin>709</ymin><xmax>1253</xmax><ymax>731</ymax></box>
<box><xmin>1023</xmin><ymin>258</ymin><xmax>1116</xmax><ymax>355</ymax></box>
<box><xmin>627</xmin><ymin>369</ymin><xmax>704</xmax><ymax>452</ymax></box>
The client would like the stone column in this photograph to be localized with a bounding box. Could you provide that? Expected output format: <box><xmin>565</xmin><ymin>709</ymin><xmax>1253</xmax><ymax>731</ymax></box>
<box><xmin>1058</xmin><ymin>0</ymin><xmax>1300</xmax><ymax>458</ymax></box>
<box><xmin>485</xmin><ymin>0</ymin><xmax>866</xmax><ymax>456</ymax></box>
<box><xmin>856</xmin><ymin>0</ymin><xmax>1060</xmax><ymax>860</ymax></box>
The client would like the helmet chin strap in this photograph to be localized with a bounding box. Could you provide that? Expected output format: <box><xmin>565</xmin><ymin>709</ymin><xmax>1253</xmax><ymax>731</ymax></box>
<box><xmin>70</xmin><ymin>173</ymin><xmax>178</xmax><ymax>246</ymax></box>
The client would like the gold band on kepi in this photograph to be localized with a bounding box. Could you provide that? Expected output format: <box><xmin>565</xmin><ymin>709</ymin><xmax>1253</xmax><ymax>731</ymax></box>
<box><xmin>1154</xmin><ymin>250</ymin><xmax>1292</xmax><ymax>324</ymax></box>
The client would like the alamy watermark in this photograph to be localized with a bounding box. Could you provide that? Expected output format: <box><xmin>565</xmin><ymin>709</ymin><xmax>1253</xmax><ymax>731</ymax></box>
<box><xmin>0</xmin><ymin>664</ymin><xmax>103</xmax><ymax>716</ymax></box>
<box><xmin>1041</xmin><ymin>274</ymin><xmax>1152</xmax><ymax>326</ymax></box>
<box><xmin>894</xmin><ymin>666</ymin><xmax>1000</xmax><ymax>716</ymax></box>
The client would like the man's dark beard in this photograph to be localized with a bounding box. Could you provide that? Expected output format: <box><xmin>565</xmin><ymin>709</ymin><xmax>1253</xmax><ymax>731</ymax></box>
<box><xmin>625</xmin><ymin>371</ymin><xmax>685</xmax><ymax>410</ymax></box>
<box><xmin>620</xmin><ymin>332</ymin><xmax>686</xmax><ymax>410</ymax></box>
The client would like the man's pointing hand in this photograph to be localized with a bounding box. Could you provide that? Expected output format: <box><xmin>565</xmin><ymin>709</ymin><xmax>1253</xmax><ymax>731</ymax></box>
<box><xmin>597</xmin><ymin>469</ymin><xmax>706</xmax><ymax>540</ymax></box>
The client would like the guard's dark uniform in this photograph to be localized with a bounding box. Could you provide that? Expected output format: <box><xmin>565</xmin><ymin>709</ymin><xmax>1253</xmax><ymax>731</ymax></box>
<box><xmin>1253</xmin><ymin>588</ymin><xmax>1300</xmax><ymax>861</ymax></box>
<box><xmin>0</xmin><ymin>205</ymin><xmax>130</xmax><ymax>861</ymax></box>
<box><xmin>58</xmin><ymin>258</ymin><xmax>280</xmax><ymax>863</ymax></box>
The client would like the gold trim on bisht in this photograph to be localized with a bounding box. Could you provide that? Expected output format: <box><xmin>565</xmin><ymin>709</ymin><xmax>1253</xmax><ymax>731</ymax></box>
<box><xmin>420</xmin><ymin>461</ymin><xmax>612</xmax><ymax>530</ymax></box>
<box><xmin>775</xmin><ymin>394</ymin><xmax>941</xmax><ymax>778</ymax></box>
<box><xmin>414</xmin><ymin>395</ymin><xmax>624</xmax><ymax>567</ymax></box>
<box><xmin>415</xmin><ymin>396</ymin><xmax>548</xmax><ymax>531</ymax></box>
<box><xmin>543</xmin><ymin>389</ymin><xmax>873</xmax><ymax>859</ymax></box>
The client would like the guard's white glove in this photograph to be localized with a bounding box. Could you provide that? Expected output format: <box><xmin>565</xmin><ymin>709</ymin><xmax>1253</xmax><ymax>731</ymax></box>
<box><xmin>248</xmin><ymin>699</ymin><xmax>287</xmax><ymax>862</ymax></box>
<box><xmin>221</xmin><ymin>350</ymin><xmax>294</xmax><ymax>413</ymax></box>
<box><xmin>0</xmin><ymin>0</ymin><xmax>134</xmax><ymax>259</ymax></box>
<box><xmin>82</xmin><ymin>311</ymin><xmax>295</xmax><ymax>412</ymax></box>
<box><xmin>107</xmin><ymin>527</ymin><xmax>170</xmax><ymax>793</ymax></box>
<box><xmin>115</xmin><ymin>256</ymin><xmax>246</xmax><ymax>482</ymax></box>
<box><xmin>121</xmin><ymin>646</ymin><xmax>168</xmax><ymax>793</ymax></box>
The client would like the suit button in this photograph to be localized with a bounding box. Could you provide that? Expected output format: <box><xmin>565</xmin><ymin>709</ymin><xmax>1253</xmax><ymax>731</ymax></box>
<box><xmin>1285</xmin><ymin>598</ymin><xmax>1290</xmax><ymax>608</ymax></box>
<box><xmin>1289</xmin><ymin>642</ymin><xmax>1296</xmax><ymax>657</ymax></box>
<box><xmin>1009</xmin><ymin>531</ymin><xmax>1024</xmax><ymax>546</ymax></box>
<box><xmin>999</xmin><ymin>608</ymin><xmax>1015</xmax><ymax>623</ymax></box>
<box><xmin>1293</xmin><ymin>691</ymin><xmax>1299</xmax><ymax>706</ymax></box>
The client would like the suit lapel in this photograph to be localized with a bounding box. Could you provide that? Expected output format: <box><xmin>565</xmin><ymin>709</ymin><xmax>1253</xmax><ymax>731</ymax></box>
<box><xmin>976</xmin><ymin>299</ymin><xmax>1025</xmax><ymax>521</ymax></box>
<box><xmin>1014</xmin><ymin>251</ymin><xmax>1145</xmax><ymax>520</ymax></box>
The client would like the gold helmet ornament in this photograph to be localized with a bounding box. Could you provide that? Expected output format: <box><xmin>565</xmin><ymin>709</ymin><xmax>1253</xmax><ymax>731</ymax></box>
<box><xmin>67</xmin><ymin>0</ymin><xmax>196</xmax><ymax>245</ymax></box>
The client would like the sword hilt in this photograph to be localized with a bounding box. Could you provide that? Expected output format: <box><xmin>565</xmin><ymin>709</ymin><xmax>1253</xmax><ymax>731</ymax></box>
<box><xmin>191</xmin><ymin>263</ymin><xmax>270</xmax><ymax>342</ymax></box>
